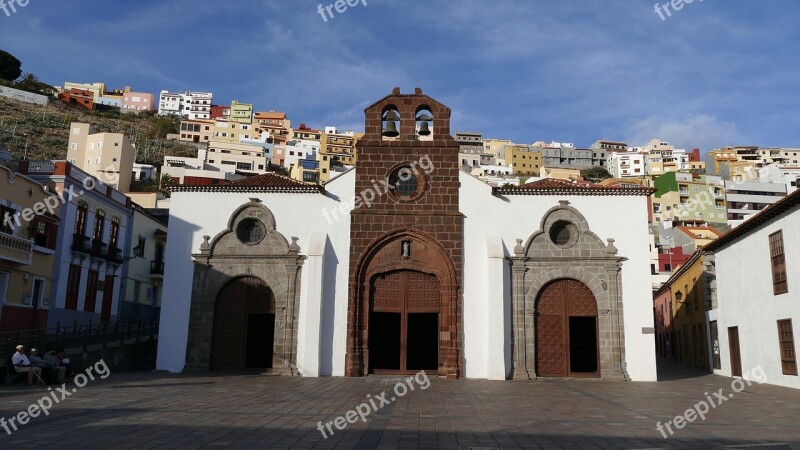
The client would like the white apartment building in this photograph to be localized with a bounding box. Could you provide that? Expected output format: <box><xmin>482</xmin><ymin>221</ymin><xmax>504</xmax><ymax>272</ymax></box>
<box><xmin>725</xmin><ymin>179</ymin><xmax>787</xmax><ymax>228</ymax></box>
<box><xmin>607</xmin><ymin>150</ymin><xmax>645</xmax><ymax>178</ymax></box>
<box><xmin>283</xmin><ymin>139</ymin><xmax>321</xmax><ymax>170</ymax></box>
<box><xmin>158</xmin><ymin>91</ymin><xmax>213</xmax><ymax>120</ymax></box>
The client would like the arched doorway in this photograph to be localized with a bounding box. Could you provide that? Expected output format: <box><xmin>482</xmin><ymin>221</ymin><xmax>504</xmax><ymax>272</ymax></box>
<box><xmin>536</xmin><ymin>279</ymin><xmax>599</xmax><ymax>377</ymax></box>
<box><xmin>369</xmin><ymin>270</ymin><xmax>440</xmax><ymax>374</ymax></box>
<box><xmin>210</xmin><ymin>276</ymin><xmax>276</xmax><ymax>371</ymax></box>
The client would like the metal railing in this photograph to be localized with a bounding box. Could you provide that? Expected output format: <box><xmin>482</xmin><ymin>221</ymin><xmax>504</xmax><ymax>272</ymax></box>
<box><xmin>71</xmin><ymin>233</ymin><xmax>91</xmax><ymax>253</ymax></box>
<box><xmin>0</xmin><ymin>319</ymin><xmax>159</xmax><ymax>358</ymax></box>
<box><xmin>150</xmin><ymin>260</ymin><xmax>165</xmax><ymax>275</ymax></box>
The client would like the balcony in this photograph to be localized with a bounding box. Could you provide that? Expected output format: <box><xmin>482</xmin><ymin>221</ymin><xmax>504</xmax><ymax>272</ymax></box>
<box><xmin>108</xmin><ymin>247</ymin><xmax>124</xmax><ymax>265</ymax></box>
<box><xmin>150</xmin><ymin>260</ymin><xmax>165</xmax><ymax>277</ymax></box>
<box><xmin>91</xmin><ymin>239</ymin><xmax>108</xmax><ymax>259</ymax></box>
<box><xmin>0</xmin><ymin>232</ymin><xmax>34</xmax><ymax>265</ymax></box>
<box><xmin>71</xmin><ymin>234</ymin><xmax>91</xmax><ymax>254</ymax></box>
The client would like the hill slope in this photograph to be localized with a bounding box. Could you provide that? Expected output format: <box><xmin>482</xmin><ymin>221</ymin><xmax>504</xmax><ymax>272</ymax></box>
<box><xmin>0</xmin><ymin>96</ymin><xmax>198</xmax><ymax>165</ymax></box>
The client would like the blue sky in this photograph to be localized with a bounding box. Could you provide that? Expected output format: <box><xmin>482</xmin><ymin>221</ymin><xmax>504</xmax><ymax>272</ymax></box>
<box><xmin>2</xmin><ymin>0</ymin><xmax>799</xmax><ymax>151</ymax></box>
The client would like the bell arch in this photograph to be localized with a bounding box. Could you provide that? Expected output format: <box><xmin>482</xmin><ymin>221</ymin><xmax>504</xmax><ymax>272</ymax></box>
<box><xmin>185</xmin><ymin>198</ymin><xmax>305</xmax><ymax>374</ymax></box>
<box><xmin>345</xmin><ymin>228</ymin><xmax>461</xmax><ymax>378</ymax></box>
<box><xmin>509</xmin><ymin>200</ymin><xmax>628</xmax><ymax>380</ymax></box>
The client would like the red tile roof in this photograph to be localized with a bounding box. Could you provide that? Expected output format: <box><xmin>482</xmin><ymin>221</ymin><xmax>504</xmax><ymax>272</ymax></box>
<box><xmin>493</xmin><ymin>178</ymin><xmax>654</xmax><ymax>196</ymax></box>
<box><xmin>170</xmin><ymin>173</ymin><xmax>322</xmax><ymax>193</ymax></box>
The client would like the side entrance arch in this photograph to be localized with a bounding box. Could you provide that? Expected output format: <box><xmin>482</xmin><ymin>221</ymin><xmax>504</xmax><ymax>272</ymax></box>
<box><xmin>536</xmin><ymin>279</ymin><xmax>599</xmax><ymax>377</ymax></box>
<box><xmin>210</xmin><ymin>276</ymin><xmax>276</xmax><ymax>371</ymax></box>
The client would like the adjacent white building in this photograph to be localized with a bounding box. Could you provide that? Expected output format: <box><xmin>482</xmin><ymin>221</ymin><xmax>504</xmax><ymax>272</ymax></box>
<box><xmin>725</xmin><ymin>179</ymin><xmax>787</xmax><ymax>228</ymax></box>
<box><xmin>706</xmin><ymin>188</ymin><xmax>800</xmax><ymax>389</ymax></box>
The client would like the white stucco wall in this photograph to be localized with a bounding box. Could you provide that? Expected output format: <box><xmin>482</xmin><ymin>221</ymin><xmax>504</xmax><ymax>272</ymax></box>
<box><xmin>711</xmin><ymin>207</ymin><xmax>800</xmax><ymax>389</ymax></box>
<box><xmin>156</xmin><ymin>171</ymin><xmax>354</xmax><ymax>374</ymax></box>
<box><xmin>459</xmin><ymin>173</ymin><xmax>657</xmax><ymax>381</ymax></box>
<box><xmin>158</xmin><ymin>170</ymin><xmax>656</xmax><ymax>381</ymax></box>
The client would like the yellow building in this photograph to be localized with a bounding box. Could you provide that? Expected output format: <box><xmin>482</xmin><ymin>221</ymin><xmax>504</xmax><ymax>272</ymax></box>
<box><xmin>230</xmin><ymin>101</ymin><xmax>254</xmax><ymax>124</ymax></box>
<box><xmin>482</xmin><ymin>138</ymin><xmax>513</xmax><ymax>159</ymax></box>
<box><xmin>254</xmin><ymin>111</ymin><xmax>292</xmax><ymax>145</ymax></box>
<box><xmin>0</xmin><ymin>163</ymin><xmax>60</xmax><ymax>332</ymax></box>
<box><xmin>501</xmin><ymin>144</ymin><xmax>542</xmax><ymax>177</ymax></box>
<box><xmin>725</xmin><ymin>160</ymin><xmax>758</xmax><ymax>182</ymax></box>
<box><xmin>321</xmin><ymin>130</ymin><xmax>360</xmax><ymax>167</ymax></box>
<box><xmin>656</xmin><ymin>251</ymin><xmax>710</xmax><ymax>369</ymax></box>
<box><xmin>705</xmin><ymin>149</ymin><xmax>738</xmax><ymax>176</ymax></box>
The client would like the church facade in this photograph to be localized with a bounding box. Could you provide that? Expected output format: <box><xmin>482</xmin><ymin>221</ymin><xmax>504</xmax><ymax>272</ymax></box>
<box><xmin>156</xmin><ymin>88</ymin><xmax>657</xmax><ymax>381</ymax></box>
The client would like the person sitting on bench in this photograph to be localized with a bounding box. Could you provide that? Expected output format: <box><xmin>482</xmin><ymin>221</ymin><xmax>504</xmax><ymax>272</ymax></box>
<box><xmin>44</xmin><ymin>348</ymin><xmax>66</xmax><ymax>383</ymax></box>
<box><xmin>12</xmin><ymin>345</ymin><xmax>43</xmax><ymax>386</ymax></box>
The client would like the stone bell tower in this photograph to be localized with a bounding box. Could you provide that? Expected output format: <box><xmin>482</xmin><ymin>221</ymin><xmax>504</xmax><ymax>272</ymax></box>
<box><xmin>345</xmin><ymin>87</ymin><xmax>463</xmax><ymax>378</ymax></box>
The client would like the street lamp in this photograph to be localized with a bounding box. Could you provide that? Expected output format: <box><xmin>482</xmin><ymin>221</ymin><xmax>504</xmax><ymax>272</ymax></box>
<box><xmin>674</xmin><ymin>291</ymin><xmax>683</xmax><ymax>303</ymax></box>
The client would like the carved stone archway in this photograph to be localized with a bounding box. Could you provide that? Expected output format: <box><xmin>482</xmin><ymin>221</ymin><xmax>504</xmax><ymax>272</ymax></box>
<box><xmin>509</xmin><ymin>200</ymin><xmax>628</xmax><ymax>380</ymax></box>
<box><xmin>345</xmin><ymin>228</ymin><xmax>461</xmax><ymax>378</ymax></box>
<box><xmin>186</xmin><ymin>198</ymin><xmax>305</xmax><ymax>374</ymax></box>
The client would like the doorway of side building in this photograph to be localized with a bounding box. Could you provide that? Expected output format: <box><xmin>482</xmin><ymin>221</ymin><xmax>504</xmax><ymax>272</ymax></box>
<box><xmin>536</xmin><ymin>279</ymin><xmax>599</xmax><ymax>377</ymax></box>
<box><xmin>210</xmin><ymin>276</ymin><xmax>275</xmax><ymax>371</ymax></box>
<box><xmin>728</xmin><ymin>326</ymin><xmax>742</xmax><ymax>377</ymax></box>
<box><xmin>369</xmin><ymin>270</ymin><xmax>439</xmax><ymax>374</ymax></box>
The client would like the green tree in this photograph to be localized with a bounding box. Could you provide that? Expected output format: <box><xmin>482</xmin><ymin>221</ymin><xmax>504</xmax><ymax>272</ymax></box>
<box><xmin>0</xmin><ymin>49</ymin><xmax>22</xmax><ymax>81</ymax></box>
<box><xmin>14</xmin><ymin>73</ymin><xmax>56</xmax><ymax>96</ymax></box>
<box><xmin>148</xmin><ymin>116</ymin><xmax>177</xmax><ymax>138</ymax></box>
<box><xmin>580</xmin><ymin>166</ymin><xmax>613</xmax><ymax>181</ymax></box>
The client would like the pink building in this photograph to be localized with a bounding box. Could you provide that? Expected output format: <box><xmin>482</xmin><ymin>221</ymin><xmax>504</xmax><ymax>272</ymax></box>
<box><xmin>653</xmin><ymin>289</ymin><xmax>674</xmax><ymax>360</ymax></box>
<box><xmin>121</xmin><ymin>87</ymin><xmax>155</xmax><ymax>113</ymax></box>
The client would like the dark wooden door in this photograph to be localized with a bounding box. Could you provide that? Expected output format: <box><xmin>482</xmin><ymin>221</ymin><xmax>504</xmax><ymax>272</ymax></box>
<box><xmin>536</xmin><ymin>279</ymin><xmax>599</xmax><ymax>377</ymax></box>
<box><xmin>210</xmin><ymin>277</ymin><xmax>275</xmax><ymax>371</ymax></box>
<box><xmin>369</xmin><ymin>271</ymin><xmax>439</xmax><ymax>374</ymax></box>
<box><xmin>728</xmin><ymin>326</ymin><xmax>742</xmax><ymax>377</ymax></box>
<box><xmin>101</xmin><ymin>275</ymin><xmax>114</xmax><ymax>322</ymax></box>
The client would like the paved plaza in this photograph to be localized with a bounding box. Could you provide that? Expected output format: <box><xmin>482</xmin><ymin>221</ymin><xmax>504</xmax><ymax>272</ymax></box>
<box><xmin>0</xmin><ymin>359</ymin><xmax>797</xmax><ymax>449</ymax></box>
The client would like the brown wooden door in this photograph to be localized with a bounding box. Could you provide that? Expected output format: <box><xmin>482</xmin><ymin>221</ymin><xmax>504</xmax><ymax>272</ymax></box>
<box><xmin>101</xmin><ymin>275</ymin><xmax>114</xmax><ymax>322</ymax></box>
<box><xmin>536</xmin><ymin>279</ymin><xmax>599</xmax><ymax>377</ymax></box>
<box><xmin>728</xmin><ymin>326</ymin><xmax>742</xmax><ymax>377</ymax></box>
<box><xmin>369</xmin><ymin>270</ymin><xmax>439</xmax><ymax>374</ymax></box>
<box><xmin>210</xmin><ymin>277</ymin><xmax>275</xmax><ymax>371</ymax></box>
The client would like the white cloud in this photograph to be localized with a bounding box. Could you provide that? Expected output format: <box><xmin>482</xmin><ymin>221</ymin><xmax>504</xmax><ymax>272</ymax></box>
<box><xmin>624</xmin><ymin>114</ymin><xmax>739</xmax><ymax>151</ymax></box>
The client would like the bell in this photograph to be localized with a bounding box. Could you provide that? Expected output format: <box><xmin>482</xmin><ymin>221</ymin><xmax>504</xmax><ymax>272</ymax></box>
<box><xmin>417</xmin><ymin>121</ymin><xmax>431</xmax><ymax>136</ymax></box>
<box><xmin>382</xmin><ymin>120</ymin><xmax>399</xmax><ymax>137</ymax></box>
<box><xmin>416</xmin><ymin>113</ymin><xmax>432</xmax><ymax>136</ymax></box>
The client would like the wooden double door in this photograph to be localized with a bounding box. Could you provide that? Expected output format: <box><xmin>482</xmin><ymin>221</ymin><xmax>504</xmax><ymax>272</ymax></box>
<box><xmin>369</xmin><ymin>270</ymin><xmax>440</xmax><ymax>374</ymax></box>
<box><xmin>210</xmin><ymin>277</ymin><xmax>276</xmax><ymax>371</ymax></box>
<box><xmin>536</xmin><ymin>279</ymin><xmax>600</xmax><ymax>377</ymax></box>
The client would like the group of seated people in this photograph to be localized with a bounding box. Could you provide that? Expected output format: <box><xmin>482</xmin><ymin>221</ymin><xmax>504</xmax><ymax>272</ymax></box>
<box><xmin>11</xmin><ymin>345</ymin><xmax>73</xmax><ymax>386</ymax></box>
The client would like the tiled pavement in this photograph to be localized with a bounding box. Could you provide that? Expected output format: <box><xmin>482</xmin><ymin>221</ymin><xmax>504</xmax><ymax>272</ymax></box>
<box><xmin>0</xmin><ymin>359</ymin><xmax>797</xmax><ymax>449</ymax></box>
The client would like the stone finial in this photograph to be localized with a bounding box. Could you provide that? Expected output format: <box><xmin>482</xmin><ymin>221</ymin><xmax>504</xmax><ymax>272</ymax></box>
<box><xmin>414</xmin><ymin>87</ymin><xmax>423</xmax><ymax>95</ymax></box>
<box><xmin>559</xmin><ymin>200</ymin><xmax>570</xmax><ymax>206</ymax></box>
<box><xmin>249</xmin><ymin>197</ymin><xmax>262</xmax><ymax>205</ymax></box>
<box><xmin>605</xmin><ymin>238</ymin><xmax>618</xmax><ymax>255</ymax></box>
<box><xmin>288</xmin><ymin>237</ymin><xmax>300</xmax><ymax>255</ymax></box>
<box><xmin>514</xmin><ymin>239</ymin><xmax>524</xmax><ymax>256</ymax></box>
<box><xmin>392</xmin><ymin>87</ymin><xmax>401</xmax><ymax>95</ymax></box>
<box><xmin>200</xmin><ymin>235</ymin><xmax>211</xmax><ymax>254</ymax></box>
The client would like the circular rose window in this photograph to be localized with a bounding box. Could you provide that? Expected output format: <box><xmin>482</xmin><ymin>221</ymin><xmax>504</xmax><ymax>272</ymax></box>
<box><xmin>236</xmin><ymin>218</ymin><xmax>266</xmax><ymax>245</ymax></box>
<box><xmin>549</xmin><ymin>220</ymin><xmax>577</xmax><ymax>247</ymax></box>
<box><xmin>388</xmin><ymin>166</ymin><xmax>424</xmax><ymax>201</ymax></box>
